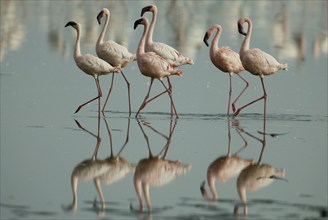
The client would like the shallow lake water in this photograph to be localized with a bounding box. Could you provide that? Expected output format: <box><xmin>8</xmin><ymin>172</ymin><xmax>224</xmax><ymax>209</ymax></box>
<box><xmin>1</xmin><ymin>1</ymin><xmax>327</xmax><ymax>219</ymax></box>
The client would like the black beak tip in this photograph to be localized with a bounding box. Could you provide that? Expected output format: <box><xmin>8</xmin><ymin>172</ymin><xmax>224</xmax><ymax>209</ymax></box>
<box><xmin>65</xmin><ymin>21</ymin><xmax>76</xmax><ymax>28</ymax></box>
<box><xmin>141</xmin><ymin>6</ymin><xmax>152</xmax><ymax>17</ymax></box>
<box><xmin>96</xmin><ymin>12</ymin><xmax>103</xmax><ymax>25</ymax></box>
<box><xmin>238</xmin><ymin>23</ymin><xmax>247</xmax><ymax>36</ymax></box>
<box><xmin>203</xmin><ymin>33</ymin><xmax>209</xmax><ymax>47</ymax></box>
<box><xmin>133</xmin><ymin>21</ymin><xmax>139</xmax><ymax>30</ymax></box>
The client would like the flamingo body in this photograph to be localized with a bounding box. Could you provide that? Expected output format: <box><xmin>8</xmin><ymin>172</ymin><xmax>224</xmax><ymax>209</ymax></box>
<box><xmin>75</xmin><ymin>54</ymin><xmax>114</xmax><ymax>78</ymax></box>
<box><xmin>240</xmin><ymin>48</ymin><xmax>288</xmax><ymax>76</ymax></box>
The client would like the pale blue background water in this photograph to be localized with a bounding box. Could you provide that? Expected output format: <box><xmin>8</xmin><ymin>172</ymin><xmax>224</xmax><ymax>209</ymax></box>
<box><xmin>1</xmin><ymin>1</ymin><xmax>327</xmax><ymax>219</ymax></box>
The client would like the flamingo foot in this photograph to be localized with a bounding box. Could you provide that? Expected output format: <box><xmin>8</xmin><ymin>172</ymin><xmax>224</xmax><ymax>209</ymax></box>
<box><xmin>234</xmin><ymin>108</ymin><xmax>241</xmax><ymax>117</ymax></box>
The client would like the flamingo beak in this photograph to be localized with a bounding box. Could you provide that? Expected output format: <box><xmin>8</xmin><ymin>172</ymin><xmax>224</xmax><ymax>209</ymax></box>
<box><xmin>238</xmin><ymin>22</ymin><xmax>247</xmax><ymax>36</ymax></box>
<box><xmin>203</xmin><ymin>32</ymin><xmax>210</xmax><ymax>47</ymax></box>
<box><xmin>97</xmin><ymin>11</ymin><xmax>104</xmax><ymax>25</ymax></box>
<box><xmin>134</xmin><ymin>18</ymin><xmax>143</xmax><ymax>30</ymax></box>
<box><xmin>65</xmin><ymin>21</ymin><xmax>77</xmax><ymax>28</ymax></box>
<box><xmin>141</xmin><ymin>5</ymin><xmax>152</xmax><ymax>16</ymax></box>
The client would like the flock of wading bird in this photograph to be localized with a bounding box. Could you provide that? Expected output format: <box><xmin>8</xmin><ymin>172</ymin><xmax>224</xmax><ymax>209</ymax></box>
<box><xmin>65</xmin><ymin>5</ymin><xmax>288</xmax><ymax>119</ymax></box>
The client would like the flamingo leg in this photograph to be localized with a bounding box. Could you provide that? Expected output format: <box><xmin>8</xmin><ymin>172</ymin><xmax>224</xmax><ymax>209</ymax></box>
<box><xmin>234</xmin><ymin>76</ymin><xmax>266</xmax><ymax>117</ymax></box>
<box><xmin>227</xmin><ymin>73</ymin><xmax>232</xmax><ymax>115</ymax></box>
<box><xmin>136</xmin><ymin>78</ymin><xmax>155</xmax><ymax>117</ymax></box>
<box><xmin>75</xmin><ymin>77</ymin><xmax>103</xmax><ymax>115</ymax></box>
<box><xmin>119</xmin><ymin>70</ymin><xmax>132</xmax><ymax>116</ymax></box>
<box><xmin>101</xmin><ymin>73</ymin><xmax>115</xmax><ymax>113</ymax></box>
<box><xmin>137</xmin><ymin>77</ymin><xmax>174</xmax><ymax>111</ymax></box>
<box><xmin>232</xmin><ymin>74</ymin><xmax>249</xmax><ymax>113</ymax></box>
<box><xmin>166</xmin><ymin>77</ymin><xmax>174</xmax><ymax>116</ymax></box>
<box><xmin>159</xmin><ymin>79</ymin><xmax>179</xmax><ymax>118</ymax></box>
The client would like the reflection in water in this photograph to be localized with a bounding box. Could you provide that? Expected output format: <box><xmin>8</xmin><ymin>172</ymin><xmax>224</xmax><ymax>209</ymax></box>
<box><xmin>63</xmin><ymin>116</ymin><xmax>134</xmax><ymax>215</ymax></box>
<box><xmin>234</xmin><ymin>118</ymin><xmax>287</xmax><ymax>216</ymax></box>
<box><xmin>201</xmin><ymin>118</ymin><xmax>253</xmax><ymax>201</ymax></box>
<box><xmin>132</xmin><ymin>119</ymin><xmax>191</xmax><ymax>212</ymax></box>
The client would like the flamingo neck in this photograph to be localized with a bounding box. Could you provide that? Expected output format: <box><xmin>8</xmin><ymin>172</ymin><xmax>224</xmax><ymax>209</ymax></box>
<box><xmin>137</xmin><ymin>22</ymin><xmax>148</xmax><ymax>56</ymax></box>
<box><xmin>210</xmin><ymin>26</ymin><xmax>222</xmax><ymax>57</ymax></box>
<box><xmin>74</xmin><ymin>26</ymin><xmax>81</xmax><ymax>60</ymax></box>
<box><xmin>97</xmin><ymin>14</ymin><xmax>109</xmax><ymax>45</ymax></box>
<box><xmin>146</xmin><ymin>10</ymin><xmax>156</xmax><ymax>46</ymax></box>
<box><xmin>240</xmin><ymin>19</ymin><xmax>252</xmax><ymax>53</ymax></box>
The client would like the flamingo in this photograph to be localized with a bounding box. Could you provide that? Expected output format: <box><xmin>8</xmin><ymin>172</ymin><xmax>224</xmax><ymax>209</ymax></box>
<box><xmin>96</xmin><ymin>8</ymin><xmax>136</xmax><ymax>115</ymax></box>
<box><xmin>235</xmin><ymin>17</ymin><xmax>288</xmax><ymax>118</ymax></box>
<box><xmin>133</xmin><ymin>17</ymin><xmax>182</xmax><ymax>118</ymax></box>
<box><xmin>133</xmin><ymin>119</ymin><xmax>191</xmax><ymax>212</ymax></box>
<box><xmin>140</xmin><ymin>4</ymin><xmax>193</xmax><ymax>67</ymax></box>
<box><xmin>140</xmin><ymin>4</ymin><xmax>193</xmax><ymax>115</ymax></box>
<box><xmin>203</xmin><ymin>25</ymin><xmax>249</xmax><ymax>115</ymax></box>
<box><xmin>65</xmin><ymin>21</ymin><xmax>120</xmax><ymax>118</ymax></box>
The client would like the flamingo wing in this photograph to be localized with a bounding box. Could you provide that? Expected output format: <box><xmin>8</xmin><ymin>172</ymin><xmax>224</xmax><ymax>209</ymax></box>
<box><xmin>138</xmin><ymin>52</ymin><xmax>176</xmax><ymax>79</ymax></box>
<box><xmin>242</xmin><ymin>49</ymin><xmax>280</xmax><ymax>75</ymax></box>
<box><xmin>150</xmin><ymin>42</ymin><xmax>183</xmax><ymax>63</ymax></box>
<box><xmin>97</xmin><ymin>41</ymin><xmax>135</xmax><ymax>67</ymax></box>
<box><xmin>213</xmin><ymin>48</ymin><xmax>244</xmax><ymax>73</ymax></box>
<box><xmin>76</xmin><ymin>54</ymin><xmax>113</xmax><ymax>76</ymax></box>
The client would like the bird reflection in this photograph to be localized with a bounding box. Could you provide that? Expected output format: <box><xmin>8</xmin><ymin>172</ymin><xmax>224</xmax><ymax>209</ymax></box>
<box><xmin>234</xmin><ymin>118</ymin><xmax>287</xmax><ymax>216</ymax></box>
<box><xmin>201</xmin><ymin>118</ymin><xmax>253</xmax><ymax>201</ymax></box>
<box><xmin>63</xmin><ymin>116</ymin><xmax>134</xmax><ymax>214</ymax></box>
<box><xmin>132</xmin><ymin>119</ymin><xmax>191</xmax><ymax>212</ymax></box>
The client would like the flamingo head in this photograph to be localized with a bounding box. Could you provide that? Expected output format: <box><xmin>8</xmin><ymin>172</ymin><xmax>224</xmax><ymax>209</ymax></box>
<box><xmin>238</xmin><ymin>19</ymin><xmax>247</xmax><ymax>36</ymax></box>
<box><xmin>141</xmin><ymin>4</ymin><xmax>157</xmax><ymax>16</ymax></box>
<box><xmin>65</xmin><ymin>21</ymin><xmax>80</xmax><ymax>30</ymax></box>
<box><xmin>134</xmin><ymin>18</ymin><xmax>147</xmax><ymax>30</ymax></box>
<box><xmin>97</xmin><ymin>8</ymin><xmax>110</xmax><ymax>25</ymax></box>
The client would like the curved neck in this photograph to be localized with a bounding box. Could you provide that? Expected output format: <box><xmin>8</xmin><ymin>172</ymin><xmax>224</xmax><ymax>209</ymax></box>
<box><xmin>137</xmin><ymin>22</ymin><xmax>149</xmax><ymax>56</ymax></box>
<box><xmin>210</xmin><ymin>26</ymin><xmax>221</xmax><ymax>56</ymax></box>
<box><xmin>146</xmin><ymin>10</ymin><xmax>156</xmax><ymax>46</ymax></box>
<box><xmin>97</xmin><ymin>14</ymin><xmax>109</xmax><ymax>45</ymax></box>
<box><xmin>240</xmin><ymin>19</ymin><xmax>252</xmax><ymax>53</ymax></box>
<box><xmin>74</xmin><ymin>26</ymin><xmax>81</xmax><ymax>60</ymax></box>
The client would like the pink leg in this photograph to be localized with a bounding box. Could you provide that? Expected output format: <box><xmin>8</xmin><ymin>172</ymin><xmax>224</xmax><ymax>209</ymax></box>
<box><xmin>136</xmin><ymin>78</ymin><xmax>155</xmax><ymax>117</ymax></box>
<box><xmin>160</xmin><ymin>80</ymin><xmax>179</xmax><ymax>118</ymax></box>
<box><xmin>138</xmin><ymin>77</ymin><xmax>173</xmax><ymax>109</ymax></box>
<box><xmin>75</xmin><ymin>77</ymin><xmax>103</xmax><ymax>115</ymax></box>
<box><xmin>227</xmin><ymin>73</ymin><xmax>232</xmax><ymax>115</ymax></box>
<box><xmin>119</xmin><ymin>70</ymin><xmax>132</xmax><ymax>116</ymax></box>
<box><xmin>101</xmin><ymin>73</ymin><xmax>115</xmax><ymax>113</ymax></box>
<box><xmin>167</xmin><ymin>77</ymin><xmax>173</xmax><ymax>117</ymax></box>
<box><xmin>234</xmin><ymin>76</ymin><xmax>266</xmax><ymax>117</ymax></box>
<box><xmin>232</xmin><ymin>74</ymin><xmax>249</xmax><ymax>113</ymax></box>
